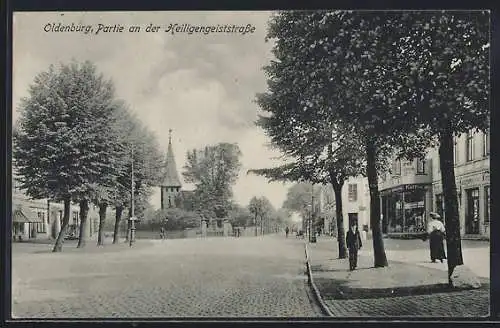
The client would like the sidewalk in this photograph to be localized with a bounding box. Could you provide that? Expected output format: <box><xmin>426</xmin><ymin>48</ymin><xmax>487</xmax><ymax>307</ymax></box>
<box><xmin>306</xmin><ymin>240</ymin><xmax>489</xmax><ymax>317</ymax></box>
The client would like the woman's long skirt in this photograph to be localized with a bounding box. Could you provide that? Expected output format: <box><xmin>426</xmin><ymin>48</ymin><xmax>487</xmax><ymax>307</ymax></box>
<box><xmin>429</xmin><ymin>231</ymin><xmax>446</xmax><ymax>262</ymax></box>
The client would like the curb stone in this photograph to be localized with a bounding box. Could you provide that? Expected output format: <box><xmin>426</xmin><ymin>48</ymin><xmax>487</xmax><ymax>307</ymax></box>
<box><xmin>304</xmin><ymin>242</ymin><xmax>334</xmax><ymax>317</ymax></box>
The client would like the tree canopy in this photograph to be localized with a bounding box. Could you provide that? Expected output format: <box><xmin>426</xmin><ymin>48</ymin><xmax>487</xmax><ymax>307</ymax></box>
<box><xmin>183</xmin><ymin>143</ymin><xmax>242</xmax><ymax>218</ymax></box>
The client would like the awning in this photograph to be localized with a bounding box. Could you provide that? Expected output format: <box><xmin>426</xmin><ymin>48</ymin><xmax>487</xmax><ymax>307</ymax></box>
<box><xmin>12</xmin><ymin>208</ymin><xmax>43</xmax><ymax>223</ymax></box>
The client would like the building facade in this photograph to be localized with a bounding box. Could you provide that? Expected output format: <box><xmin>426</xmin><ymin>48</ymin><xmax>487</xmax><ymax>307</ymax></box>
<box><xmin>341</xmin><ymin>176</ymin><xmax>371</xmax><ymax>240</ymax></box>
<box><xmin>379</xmin><ymin>157</ymin><xmax>434</xmax><ymax>235</ymax></box>
<box><xmin>431</xmin><ymin>130</ymin><xmax>490</xmax><ymax>238</ymax></box>
<box><xmin>315</xmin><ymin>131</ymin><xmax>489</xmax><ymax>240</ymax></box>
<box><xmin>378</xmin><ymin>129</ymin><xmax>489</xmax><ymax>239</ymax></box>
<box><xmin>321</xmin><ymin>177</ymin><xmax>371</xmax><ymax>240</ymax></box>
<box><xmin>12</xmin><ymin>177</ymin><xmax>101</xmax><ymax>241</ymax></box>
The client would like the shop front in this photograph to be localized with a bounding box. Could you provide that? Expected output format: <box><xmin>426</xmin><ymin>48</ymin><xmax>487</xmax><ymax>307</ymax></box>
<box><xmin>433</xmin><ymin>170</ymin><xmax>489</xmax><ymax>238</ymax></box>
<box><xmin>381</xmin><ymin>184</ymin><xmax>431</xmax><ymax>235</ymax></box>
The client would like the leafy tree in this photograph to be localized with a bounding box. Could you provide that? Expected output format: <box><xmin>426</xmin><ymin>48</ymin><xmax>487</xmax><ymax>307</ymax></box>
<box><xmin>228</xmin><ymin>204</ymin><xmax>253</xmax><ymax>228</ymax></box>
<box><xmin>13</xmin><ymin>60</ymin><xmax>122</xmax><ymax>251</ymax></box>
<box><xmin>249</xmin><ymin>128</ymin><xmax>366</xmax><ymax>258</ymax></box>
<box><xmin>248</xmin><ymin>196</ymin><xmax>275</xmax><ymax>235</ymax></box>
<box><xmin>262</xmin><ymin>11</ymin><xmax>438</xmax><ymax>267</ymax></box>
<box><xmin>394</xmin><ymin>11</ymin><xmax>489</xmax><ymax>281</ymax></box>
<box><xmin>108</xmin><ymin>106</ymin><xmax>164</xmax><ymax>244</ymax></box>
<box><xmin>182</xmin><ymin>143</ymin><xmax>242</xmax><ymax>218</ymax></box>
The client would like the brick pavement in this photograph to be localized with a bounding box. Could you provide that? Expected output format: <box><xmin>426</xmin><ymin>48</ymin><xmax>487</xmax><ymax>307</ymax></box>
<box><xmin>12</xmin><ymin>236</ymin><xmax>324</xmax><ymax>318</ymax></box>
<box><xmin>307</xmin><ymin>240</ymin><xmax>489</xmax><ymax>317</ymax></box>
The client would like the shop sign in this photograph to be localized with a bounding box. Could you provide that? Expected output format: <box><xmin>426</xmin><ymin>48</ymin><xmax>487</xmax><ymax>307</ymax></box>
<box><xmin>403</xmin><ymin>184</ymin><xmax>428</xmax><ymax>192</ymax></box>
<box><xmin>461</xmin><ymin>175</ymin><xmax>482</xmax><ymax>188</ymax></box>
<box><xmin>380</xmin><ymin>184</ymin><xmax>428</xmax><ymax>196</ymax></box>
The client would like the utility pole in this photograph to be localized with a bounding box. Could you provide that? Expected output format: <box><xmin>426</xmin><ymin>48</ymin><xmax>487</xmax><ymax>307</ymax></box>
<box><xmin>310</xmin><ymin>183</ymin><xmax>315</xmax><ymax>243</ymax></box>
<box><xmin>129</xmin><ymin>146</ymin><xmax>137</xmax><ymax>247</ymax></box>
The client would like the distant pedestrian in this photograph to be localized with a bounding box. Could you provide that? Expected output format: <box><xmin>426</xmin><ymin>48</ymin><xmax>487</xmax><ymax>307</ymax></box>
<box><xmin>346</xmin><ymin>223</ymin><xmax>362</xmax><ymax>271</ymax></box>
<box><xmin>160</xmin><ymin>226</ymin><xmax>165</xmax><ymax>240</ymax></box>
<box><xmin>427</xmin><ymin>212</ymin><xmax>446</xmax><ymax>263</ymax></box>
<box><xmin>285</xmin><ymin>226</ymin><xmax>290</xmax><ymax>238</ymax></box>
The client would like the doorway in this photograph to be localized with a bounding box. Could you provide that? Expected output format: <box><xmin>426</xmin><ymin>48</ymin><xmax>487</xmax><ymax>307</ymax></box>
<box><xmin>466</xmin><ymin>188</ymin><xmax>480</xmax><ymax>234</ymax></box>
<box><xmin>348</xmin><ymin>213</ymin><xmax>359</xmax><ymax>228</ymax></box>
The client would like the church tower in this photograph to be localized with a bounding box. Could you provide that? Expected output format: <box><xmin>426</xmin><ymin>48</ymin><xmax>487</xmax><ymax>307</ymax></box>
<box><xmin>160</xmin><ymin>129</ymin><xmax>182</xmax><ymax>209</ymax></box>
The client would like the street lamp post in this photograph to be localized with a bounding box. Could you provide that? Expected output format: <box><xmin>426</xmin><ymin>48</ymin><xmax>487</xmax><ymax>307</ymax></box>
<box><xmin>129</xmin><ymin>146</ymin><xmax>137</xmax><ymax>247</ymax></box>
<box><xmin>310</xmin><ymin>183</ymin><xmax>317</xmax><ymax>243</ymax></box>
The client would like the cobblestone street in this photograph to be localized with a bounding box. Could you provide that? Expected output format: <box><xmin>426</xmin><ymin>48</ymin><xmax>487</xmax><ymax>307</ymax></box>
<box><xmin>12</xmin><ymin>236</ymin><xmax>323</xmax><ymax>318</ymax></box>
<box><xmin>307</xmin><ymin>236</ymin><xmax>490</xmax><ymax>317</ymax></box>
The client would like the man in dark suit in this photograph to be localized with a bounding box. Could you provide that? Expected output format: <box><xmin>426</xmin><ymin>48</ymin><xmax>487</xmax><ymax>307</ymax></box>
<box><xmin>346</xmin><ymin>223</ymin><xmax>362</xmax><ymax>271</ymax></box>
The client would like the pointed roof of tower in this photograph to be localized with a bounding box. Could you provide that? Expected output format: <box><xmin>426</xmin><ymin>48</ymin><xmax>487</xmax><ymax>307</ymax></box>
<box><xmin>161</xmin><ymin>129</ymin><xmax>182</xmax><ymax>187</ymax></box>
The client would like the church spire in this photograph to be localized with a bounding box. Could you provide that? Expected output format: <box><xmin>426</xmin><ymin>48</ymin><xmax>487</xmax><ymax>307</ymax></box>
<box><xmin>161</xmin><ymin>129</ymin><xmax>182</xmax><ymax>188</ymax></box>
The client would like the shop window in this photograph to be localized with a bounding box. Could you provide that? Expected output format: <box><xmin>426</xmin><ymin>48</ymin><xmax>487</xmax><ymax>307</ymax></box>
<box><xmin>416</xmin><ymin>159</ymin><xmax>426</xmax><ymax>174</ymax></box>
<box><xmin>466</xmin><ymin>130</ymin><xmax>474</xmax><ymax>162</ymax></box>
<box><xmin>403</xmin><ymin>189</ymin><xmax>426</xmax><ymax>233</ymax></box>
<box><xmin>348</xmin><ymin>184</ymin><xmax>358</xmax><ymax>202</ymax></box>
<box><xmin>466</xmin><ymin>188</ymin><xmax>480</xmax><ymax>234</ymax></box>
<box><xmin>484</xmin><ymin>186</ymin><xmax>490</xmax><ymax>223</ymax></box>
<box><xmin>391</xmin><ymin>193</ymin><xmax>404</xmax><ymax>233</ymax></box>
<box><xmin>483</xmin><ymin>130</ymin><xmax>490</xmax><ymax>157</ymax></box>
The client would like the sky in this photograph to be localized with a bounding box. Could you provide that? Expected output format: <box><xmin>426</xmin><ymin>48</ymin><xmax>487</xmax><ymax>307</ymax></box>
<box><xmin>12</xmin><ymin>11</ymin><xmax>294</xmax><ymax>210</ymax></box>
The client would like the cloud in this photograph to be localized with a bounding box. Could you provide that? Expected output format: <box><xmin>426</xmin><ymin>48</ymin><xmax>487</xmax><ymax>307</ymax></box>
<box><xmin>12</xmin><ymin>11</ymin><xmax>290</xmax><ymax>209</ymax></box>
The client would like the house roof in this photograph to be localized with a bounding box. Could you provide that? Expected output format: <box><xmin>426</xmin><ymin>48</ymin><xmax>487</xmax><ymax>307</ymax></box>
<box><xmin>12</xmin><ymin>208</ymin><xmax>43</xmax><ymax>223</ymax></box>
<box><xmin>161</xmin><ymin>129</ymin><xmax>182</xmax><ymax>187</ymax></box>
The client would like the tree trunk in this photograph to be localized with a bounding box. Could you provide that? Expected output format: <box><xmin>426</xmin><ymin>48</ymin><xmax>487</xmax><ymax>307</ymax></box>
<box><xmin>125</xmin><ymin>207</ymin><xmax>132</xmax><ymax>242</ymax></box>
<box><xmin>262</xmin><ymin>218</ymin><xmax>265</xmax><ymax>235</ymax></box>
<box><xmin>113</xmin><ymin>205</ymin><xmax>123</xmax><ymax>244</ymax></box>
<box><xmin>77</xmin><ymin>199</ymin><xmax>89</xmax><ymax>248</ymax></box>
<box><xmin>52</xmin><ymin>196</ymin><xmax>71</xmax><ymax>252</ymax></box>
<box><xmin>254</xmin><ymin>213</ymin><xmax>258</xmax><ymax>236</ymax></box>
<box><xmin>439</xmin><ymin>125</ymin><xmax>464</xmax><ymax>283</ymax></box>
<box><xmin>366</xmin><ymin>139</ymin><xmax>388</xmax><ymax>267</ymax></box>
<box><xmin>97</xmin><ymin>203</ymin><xmax>107</xmax><ymax>246</ymax></box>
<box><xmin>330</xmin><ymin>173</ymin><xmax>347</xmax><ymax>259</ymax></box>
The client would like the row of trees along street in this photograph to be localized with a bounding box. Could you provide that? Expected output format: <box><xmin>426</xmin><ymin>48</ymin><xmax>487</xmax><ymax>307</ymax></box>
<box><xmin>13</xmin><ymin>61</ymin><xmax>291</xmax><ymax>251</ymax></box>
<box><xmin>249</xmin><ymin>11</ymin><xmax>489</xmax><ymax>284</ymax></box>
<box><xmin>141</xmin><ymin>141</ymin><xmax>291</xmax><ymax>235</ymax></box>
<box><xmin>13</xmin><ymin>61</ymin><xmax>165</xmax><ymax>252</ymax></box>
